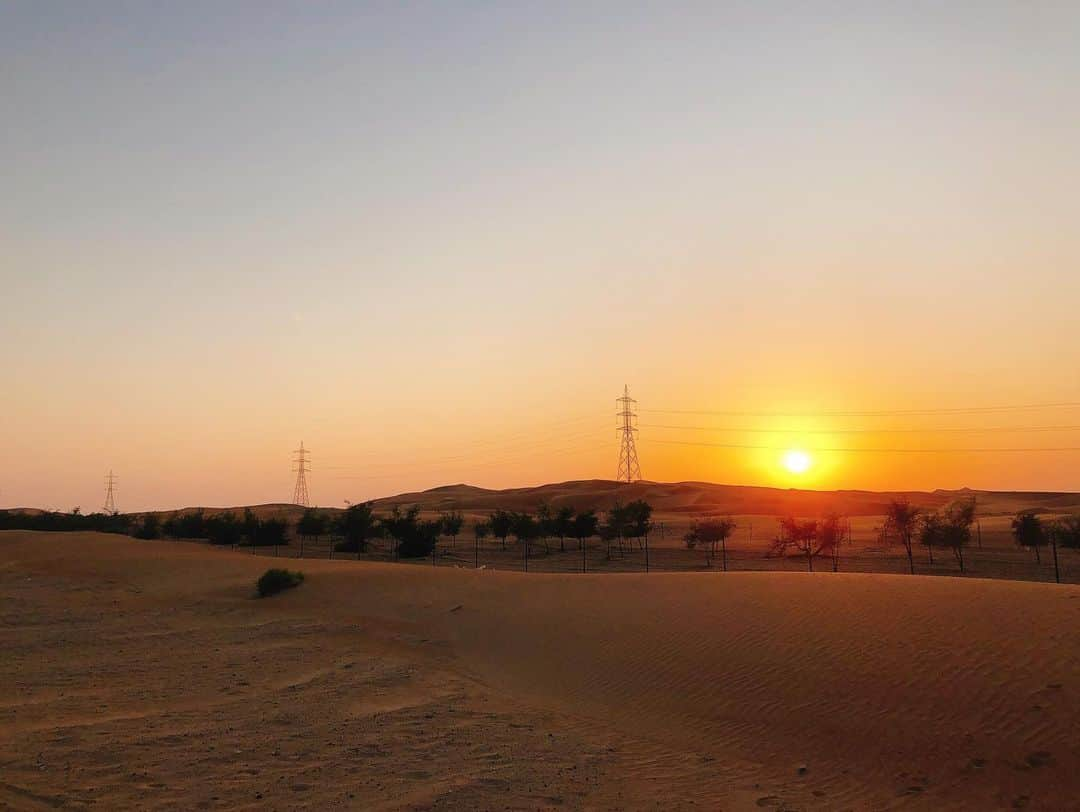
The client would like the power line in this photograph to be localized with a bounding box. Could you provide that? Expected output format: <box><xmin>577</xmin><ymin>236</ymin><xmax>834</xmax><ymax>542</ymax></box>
<box><xmin>321</xmin><ymin>426</ymin><xmax>608</xmax><ymax>472</ymax></box>
<box><xmin>639</xmin><ymin>401</ymin><xmax>1080</xmax><ymax>418</ymax></box>
<box><xmin>640</xmin><ymin>423</ymin><xmax>1080</xmax><ymax>435</ymax></box>
<box><xmin>648</xmin><ymin>438</ymin><xmax>1080</xmax><ymax>454</ymax></box>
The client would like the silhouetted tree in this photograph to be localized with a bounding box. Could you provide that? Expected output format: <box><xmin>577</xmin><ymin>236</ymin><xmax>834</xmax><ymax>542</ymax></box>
<box><xmin>254</xmin><ymin>518</ymin><xmax>288</xmax><ymax>547</ymax></box>
<box><xmin>243</xmin><ymin>508</ymin><xmax>259</xmax><ymax>547</ymax></box>
<box><xmin>336</xmin><ymin>502</ymin><xmax>378</xmax><ymax>553</ymax></box>
<box><xmin>473</xmin><ymin>520</ymin><xmax>491</xmax><ymax>544</ymax></box>
<box><xmin>1012</xmin><ymin>511</ymin><xmax>1045</xmax><ymax>564</ymax></box>
<box><xmin>884</xmin><ymin>499</ymin><xmax>921</xmax><ymax>575</ymax></box>
<box><xmin>918</xmin><ymin>510</ymin><xmax>946</xmax><ymax>565</ymax></box>
<box><xmin>133</xmin><ymin>513</ymin><xmax>161</xmax><ymax>540</ymax></box>
<box><xmin>571</xmin><ymin>509</ymin><xmax>599</xmax><ymax>550</ymax></box>
<box><xmin>553</xmin><ymin>505</ymin><xmax>574</xmax><ymax>552</ymax></box>
<box><xmin>771</xmin><ymin>517</ymin><xmax>839</xmax><ymax>572</ymax></box>
<box><xmin>1045</xmin><ymin>517</ymin><xmax>1077</xmax><ymax>583</ymax></box>
<box><xmin>625</xmin><ymin>500</ymin><xmax>653</xmax><ymax>549</ymax></box>
<box><xmin>380</xmin><ymin>506</ymin><xmax>438</xmax><ymax>558</ymax></box>
<box><xmin>489</xmin><ymin>509</ymin><xmax>513</xmax><ymax>551</ymax></box>
<box><xmin>297</xmin><ymin>508</ymin><xmax>328</xmax><ymax>545</ymax></box>
<box><xmin>163</xmin><ymin>509</ymin><xmax>207</xmax><ymax>540</ymax></box>
<box><xmin>685</xmin><ymin>516</ymin><xmax>737</xmax><ymax>570</ymax></box>
<box><xmin>206</xmin><ymin>512</ymin><xmax>243</xmax><ymax>546</ymax></box>
<box><xmin>1052</xmin><ymin>515</ymin><xmax>1080</xmax><ymax>549</ymax></box>
<box><xmin>510</xmin><ymin>512</ymin><xmax>537</xmax><ymax>549</ymax></box>
<box><xmin>536</xmin><ymin>504</ymin><xmax>553</xmax><ymax>553</ymax></box>
<box><xmin>819</xmin><ymin>513</ymin><xmax>847</xmax><ymax>572</ymax></box>
<box><xmin>942</xmin><ymin>499</ymin><xmax>976</xmax><ymax>573</ymax></box>
<box><xmin>440</xmin><ymin>510</ymin><xmax>464</xmax><ymax>550</ymax></box>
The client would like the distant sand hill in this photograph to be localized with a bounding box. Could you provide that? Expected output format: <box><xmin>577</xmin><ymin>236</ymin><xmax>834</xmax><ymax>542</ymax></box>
<box><xmin>369</xmin><ymin>479</ymin><xmax>1080</xmax><ymax>517</ymax></box>
<box><xmin>105</xmin><ymin>479</ymin><xmax>1080</xmax><ymax>521</ymax></box>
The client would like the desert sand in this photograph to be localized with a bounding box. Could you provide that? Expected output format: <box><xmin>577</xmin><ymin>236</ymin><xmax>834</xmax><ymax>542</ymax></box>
<box><xmin>3</xmin><ymin>530</ymin><xmax>1079</xmax><ymax>810</ymax></box>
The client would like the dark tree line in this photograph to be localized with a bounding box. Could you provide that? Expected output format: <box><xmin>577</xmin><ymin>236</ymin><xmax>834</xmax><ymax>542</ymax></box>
<box><xmin>1012</xmin><ymin>511</ymin><xmax>1080</xmax><ymax>583</ymax></box>
<box><xmin>0</xmin><ymin>508</ymin><xmax>132</xmax><ymax>535</ymax></box>
<box><xmin>883</xmin><ymin>498</ymin><xmax>977</xmax><ymax>574</ymax></box>
<box><xmin>471</xmin><ymin>502</ymin><xmax>643</xmax><ymax>560</ymax></box>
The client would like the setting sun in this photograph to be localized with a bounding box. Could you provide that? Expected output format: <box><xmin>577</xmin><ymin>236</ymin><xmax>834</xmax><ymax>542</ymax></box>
<box><xmin>782</xmin><ymin>449</ymin><xmax>813</xmax><ymax>475</ymax></box>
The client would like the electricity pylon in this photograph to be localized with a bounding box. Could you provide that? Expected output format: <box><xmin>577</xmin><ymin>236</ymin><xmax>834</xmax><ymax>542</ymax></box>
<box><xmin>616</xmin><ymin>385</ymin><xmax>642</xmax><ymax>482</ymax></box>
<box><xmin>103</xmin><ymin>470</ymin><xmax>118</xmax><ymax>514</ymax></box>
<box><xmin>292</xmin><ymin>442</ymin><xmax>311</xmax><ymax>507</ymax></box>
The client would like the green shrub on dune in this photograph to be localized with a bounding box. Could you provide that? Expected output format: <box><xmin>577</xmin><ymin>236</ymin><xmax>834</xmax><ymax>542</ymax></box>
<box><xmin>256</xmin><ymin>568</ymin><xmax>304</xmax><ymax>597</ymax></box>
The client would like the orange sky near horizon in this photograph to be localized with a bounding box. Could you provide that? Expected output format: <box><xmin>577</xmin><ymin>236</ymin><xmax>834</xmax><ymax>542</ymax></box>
<box><xmin>3</xmin><ymin>4</ymin><xmax>1079</xmax><ymax>511</ymax></box>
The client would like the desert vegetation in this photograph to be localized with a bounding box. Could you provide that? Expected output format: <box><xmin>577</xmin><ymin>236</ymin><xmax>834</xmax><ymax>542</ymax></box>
<box><xmin>6</xmin><ymin>492</ymin><xmax>1080</xmax><ymax>584</ymax></box>
<box><xmin>256</xmin><ymin>567</ymin><xmax>304</xmax><ymax>597</ymax></box>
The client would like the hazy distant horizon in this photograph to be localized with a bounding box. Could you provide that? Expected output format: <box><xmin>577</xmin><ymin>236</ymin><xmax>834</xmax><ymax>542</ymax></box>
<box><xmin>4</xmin><ymin>3</ymin><xmax>1079</xmax><ymax>510</ymax></box>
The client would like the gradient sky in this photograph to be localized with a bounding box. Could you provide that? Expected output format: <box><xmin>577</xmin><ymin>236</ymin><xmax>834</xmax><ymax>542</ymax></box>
<box><xmin>3</xmin><ymin>2</ymin><xmax>1080</xmax><ymax>511</ymax></box>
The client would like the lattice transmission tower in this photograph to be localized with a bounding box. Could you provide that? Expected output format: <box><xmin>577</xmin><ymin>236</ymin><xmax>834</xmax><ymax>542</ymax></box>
<box><xmin>292</xmin><ymin>442</ymin><xmax>311</xmax><ymax>507</ymax></box>
<box><xmin>103</xmin><ymin>470</ymin><xmax>118</xmax><ymax>514</ymax></box>
<box><xmin>616</xmin><ymin>385</ymin><xmax>642</xmax><ymax>482</ymax></box>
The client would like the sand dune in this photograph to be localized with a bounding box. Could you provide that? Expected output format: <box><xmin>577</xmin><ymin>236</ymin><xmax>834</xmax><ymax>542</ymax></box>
<box><xmin>370</xmin><ymin>479</ymin><xmax>1080</xmax><ymax>519</ymax></box>
<box><xmin>104</xmin><ymin>479</ymin><xmax>1080</xmax><ymax>526</ymax></box>
<box><xmin>3</xmin><ymin>531</ymin><xmax>1079</xmax><ymax>809</ymax></box>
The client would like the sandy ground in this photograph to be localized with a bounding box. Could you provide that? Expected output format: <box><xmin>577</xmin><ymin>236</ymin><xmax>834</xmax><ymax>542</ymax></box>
<box><xmin>3</xmin><ymin>531</ymin><xmax>1079</xmax><ymax>810</ymax></box>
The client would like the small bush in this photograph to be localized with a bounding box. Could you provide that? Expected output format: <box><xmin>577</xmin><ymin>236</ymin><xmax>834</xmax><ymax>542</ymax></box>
<box><xmin>256</xmin><ymin>568</ymin><xmax>304</xmax><ymax>598</ymax></box>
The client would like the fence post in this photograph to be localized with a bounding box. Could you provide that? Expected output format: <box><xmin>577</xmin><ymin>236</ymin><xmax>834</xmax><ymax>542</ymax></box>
<box><xmin>474</xmin><ymin>535</ymin><xmax>479</xmax><ymax>569</ymax></box>
<box><xmin>644</xmin><ymin>533</ymin><xmax>649</xmax><ymax>573</ymax></box>
<box><xmin>582</xmin><ymin>538</ymin><xmax>586</xmax><ymax>573</ymax></box>
<box><xmin>1052</xmin><ymin>538</ymin><xmax>1060</xmax><ymax>584</ymax></box>
<box><xmin>524</xmin><ymin>538</ymin><xmax>529</xmax><ymax>572</ymax></box>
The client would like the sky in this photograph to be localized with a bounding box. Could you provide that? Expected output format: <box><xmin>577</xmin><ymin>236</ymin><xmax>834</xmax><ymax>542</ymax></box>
<box><xmin>3</xmin><ymin>2</ymin><xmax>1080</xmax><ymax>511</ymax></box>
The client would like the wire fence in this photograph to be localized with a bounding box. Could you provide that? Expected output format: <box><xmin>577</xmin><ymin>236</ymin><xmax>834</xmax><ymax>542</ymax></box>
<box><xmin>198</xmin><ymin>532</ymin><xmax>1080</xmax><ymax>585</ymax></box>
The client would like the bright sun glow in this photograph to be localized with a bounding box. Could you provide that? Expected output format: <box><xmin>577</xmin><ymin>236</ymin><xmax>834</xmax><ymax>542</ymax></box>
<box><xmin>782</xmin><ymin>449</ymin><xmax>812</xmax><ymax>475</ymax></box>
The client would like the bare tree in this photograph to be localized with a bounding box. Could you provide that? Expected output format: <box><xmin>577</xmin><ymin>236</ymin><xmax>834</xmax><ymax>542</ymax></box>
<box><xmin>819</xmin><ymin>513</ymin><xmax>847</xmax><ymax>573</ymax></box>
<box><xmin>943</xmin><ymin>499</ymin><xmax>976</xmax><ymax>573</ymax></box>
<box><xmin>685</xmin><ymin>516</ymin><xmax>737</xmax><ymax>570</ymax></box>
<box><xmin>440</xmin><ymin>510</ymin><xmax>464</xmax><ymax>550</ymax></box>
<box><xmin>884</xmin><ymin>499</ymin><xmax>921</xmax><ymax>575</ymax></box>
<box><xmin>1012</xmin><ymin>511</ymin><xmax>1045</xmax><ymax>564</ymax></box>
<box><xmin>771</xmin><ymin>517</ymin><xmax>839</xmax><ymax>573</ymax></box>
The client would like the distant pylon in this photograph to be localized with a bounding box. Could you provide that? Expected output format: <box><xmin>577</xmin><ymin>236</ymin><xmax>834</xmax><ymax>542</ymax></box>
<box><xmin>103</xmin><ymin>470</ymin><xmax>118</xmax><ymax>514</ymax></box>
<box><xmin>292</xmin><ymin>442</ymin><xmax>311</xmax><ymax>507</ymax></box>
<box><xmin>616</xmin><ymin>385</ymin><xmax>642</xmax><ymax>483</ymax></box>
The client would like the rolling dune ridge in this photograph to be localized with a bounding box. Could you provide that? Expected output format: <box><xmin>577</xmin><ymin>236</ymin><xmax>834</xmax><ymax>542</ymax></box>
<box><xmin>3</xmin><ymin>531</ymin><xmax>1079</xmax><ymax>809</ymax></box>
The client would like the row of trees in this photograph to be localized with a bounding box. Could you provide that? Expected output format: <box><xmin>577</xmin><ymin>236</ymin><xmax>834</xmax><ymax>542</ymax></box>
<box><xmin>884</xmin><ymin>499</ymin><xmax>978</xmax><ymax>574</ymax></box>
<box><xmin>12</xmin><ymin>499</ymin><xmax>1080</xmax><ymax>580</ymax></box>
<box><xmin>475</xmin><ymin>501</ymin><xmax>652</xmax><ymax>559</ymax></box>
<box><xmin>0</xmin><ymin>508</ymin><xmax>131</xmax><ymax>535</ymax></box>
<box><xmin>1011</xmin><ymin>511</ymin><xmax>1080</xmax><ymax>583</ymax></box>
<box><xmin>132</xmin><ymin>509</ymin><xmax>289</xmax><ymax>547</ymax></box>
<box><xmin>885</xmin><ymin>498</ymin><xmax>1080</xmax><ymax>580</ymax></box>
